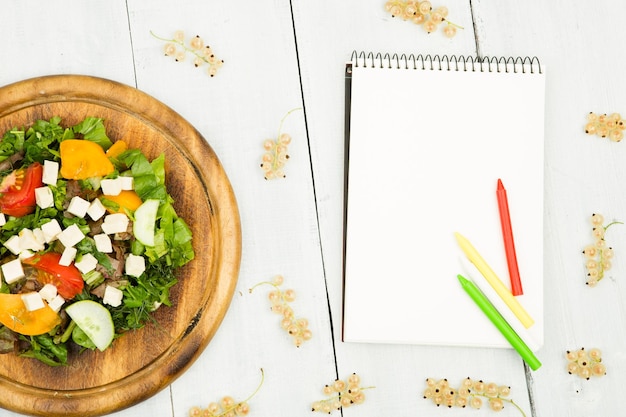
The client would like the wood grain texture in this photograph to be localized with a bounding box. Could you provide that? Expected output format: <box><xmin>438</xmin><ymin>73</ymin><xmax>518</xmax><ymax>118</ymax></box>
<box><xmin>0</xmin><ymin>75</ymin><xmax>241</xmax><ymax>417</ymax></box>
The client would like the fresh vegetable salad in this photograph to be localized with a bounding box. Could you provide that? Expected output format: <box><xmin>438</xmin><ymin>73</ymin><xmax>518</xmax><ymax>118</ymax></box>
<box><xmin>0</xmin><ymin>116</ymin><xmax>194</xmax><ymax>366</ymax></box>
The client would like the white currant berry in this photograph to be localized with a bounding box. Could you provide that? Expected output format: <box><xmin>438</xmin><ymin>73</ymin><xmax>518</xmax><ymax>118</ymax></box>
<box><xmin>469</xmin><ymin>396</ymin><xmax>482</xmax><ymax>409</ymax></box>
<box><xmin>485</xmin><ymin>382</ymin><xmax>498</xmax><ymax>396</ymax></box>
<box><xmin>423</xmin><ymin>19</ymin><xmax>437</xmax><ymax>33</ymax></box>
<box><xmin>419</xmin><ymin>1</ymin><xmax>431</xmax><ymax>14</ymax></box>
<box><xmin>283</xmin><ymin>289</ymin><xmax>296</xmax><ymax>302</ymax></box>
<box><xmin>164</xmin><ymin>44</ymin><xmax>177</xmax><ymax>56</ymax></box>
<box><xmin>436</xmin><ymin>6</ymin><xmax>449</xmax><ymax>17</ymax></box>
<box><xmin>431</xmin><ymin>11</ymin><xmax>443</xmax><ymax>22</ymax></box>
<box><xmin>489</xmin><ymin>398</ymin><xmax>504</xmax><ymax>411</ymax></box>
<box><xmin>412</xmin><ymin>13</ymin><xmax>426</xmax><ymax>24</ymax></box>
<box><xmin>589</xmin><ymin>348</ymin><xmax>602</xmax><ymax>361</ymax></box>
<box><xmin>173</xmin><ymin>30</ymin><xmax>185</xmax><ymax>42</ymax></box>
<box><xmin>610</xmin><ymin>130</ymin><xmax>624</xmax><ymax>142</ymax></box>
<box><xmin>591</xmin><ymin>213</ymin><xmax>605</xmax><ymax>225</ymax></box>
<box><xmin>591</xmin><ymin>362</ymin><xmax>606</xmax><ymax>376</ymax></box>
<box><xmin>443</xmin><ymin>24</ymin><xmax>457</xmax><ymax>38</ymax></box>
<box><xmin>190</xmin><ymin>35</ymin><xmax>204</xmax><ymax>50</ymax></box>
<box><xmin>585</xmin><ymin>123</ymin><xmax>597</xmax><ymax>134</ymax></box>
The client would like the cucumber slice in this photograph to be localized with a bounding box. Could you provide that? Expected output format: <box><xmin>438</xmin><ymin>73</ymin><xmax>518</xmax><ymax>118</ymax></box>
<box><xmin>133</xmin><ymin>199</ymin><xmax>160</xmax><ymax>246</ymax></box>
<box><xmin>65</xmin><ymin>300</ymin><xmax>114</xmax><ymax>351</ymax></box>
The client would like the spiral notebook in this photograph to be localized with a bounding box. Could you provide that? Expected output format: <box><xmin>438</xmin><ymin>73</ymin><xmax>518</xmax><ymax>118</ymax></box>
<box><xmin>342</xmin><ymin>51</ymin><xmax>546</xmax><ymax>348</ymax></box>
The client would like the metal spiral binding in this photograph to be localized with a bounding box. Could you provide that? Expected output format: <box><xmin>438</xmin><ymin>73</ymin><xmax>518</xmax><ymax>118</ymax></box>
<box><xmin>350</xmin><ymin>50</ymin><xmax>542</xmax><ymax>74</ymax></box>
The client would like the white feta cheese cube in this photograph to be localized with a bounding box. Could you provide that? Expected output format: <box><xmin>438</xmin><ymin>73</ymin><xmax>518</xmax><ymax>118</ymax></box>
<box><xmin>35</xmin><ymin>186</ymin><xmax>54</xmax><ymax>209</ymax></box>
<box><xmin>59</xmin><ymin>246</ymin><xmax>77</xmax><ymax>266</ymax></box>
<box><xmin>87</xmin><ymin>198</ymin><xmax>107</xmax><ymax>221</ymax></box>
<box><xmin>119</xmin><ymin>176</ymin><xmax>134</xmax><ymax>191</ymax></box>
<box><xmin>100</xmin><ymin>178</ymin><xmax>122</xmax><ymax>196</ymax></box>
<box><xmin>0</xmin><ymin>213</ymin><xmax>5</xmax><ymax>226</ymax></box>
<box><xmin>67</xmin><ymin>196</ymin><xmax>90</xmax><ymax>218</ymax></box>
<box><xmin>39</xmin><ymin>283</ymin><xmax>58</xmax><ymax>302</ymax></box>
<box><xmin>41</xmin><ymin>219</ymin><xmax>62</xmax><ymax>243</ymax></box>
<box><xmin>19</xmin><ymin>228</ymin><xmax>45</xmax><ymax>252</ymax></box>
<box><xmin>2</xmin><ymin>259</ymin><xmax>25</xmax><ymax>284</ymax></box>
<box><xmin>48</xmin><ymin>294</ymin><xmax>65</xmax><ymax>313</ymax></box>
<box><xmin>74</xmin><ymin>253</ymin><xmax>98</xmax><ymax>274</ymax></box>
<box><xmin>103</xmin><ymin>285</ymin><xmax>123</xmax><ymax>307</ymax></box>
<box><xmin>21</xmin><ymin>292</ymin><xmax>45</xmax><ymax>312</ymax></box>
<box><xmin>42</xmin><ymin>160</ymin><xmax>59</xmax><ymax>185</ymax></box>
<box><xmin>18</xmin><ymin>249</ymin><xmax>34</xmax><ymax>260</ymax></box>
<box><xmin>47</xmin><ymin>294</ymin><xmax>65</xmax><ymax>312</ymax></box>
<box><xmin>101</xmin><ymin>213</ymin><xmax>129</xmax><ymax>235</ymax></box>
<box><xmin>58</xmin><ymin>224</ymin><xmax>85</xmax><ymax>248</ymax></box>
<box><xmin>125</xmin><ymin>254</ymin><xmax>145</xmax><ymax>277</ymax></box>
<box><xmin>3</xmin><ymin>235</ymin><xmax>21</xmax><ymax>255</ymax></box>
<box><xmin>94</xmin><ymin>233</ymin><xmax>113</xmax><ymax>253</ymax></box>
<box><xmin>32</xmin><ymin>228</ymin><xmax>46</xmax><ymax>246</ymax></box>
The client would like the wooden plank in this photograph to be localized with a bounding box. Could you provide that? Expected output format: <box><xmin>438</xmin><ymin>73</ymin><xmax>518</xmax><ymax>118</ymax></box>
<box><xmin>292</xmin><ymin>0</ymin><xmax>535</xmax><ymax>416</ymax></box>
<box><xmin>0</xmin><ymin>0</ymin><xmax>136</xmax><ymax>88</ymax></box>
<box><xmin>471</xmin><ymin>0</ymin><xmax>626</xmax><ymax>415</ymax></box>
<box><xmin>127</xmin><ymin>0</ymin><xmax>337</xmax><ymax>416</ymax></box>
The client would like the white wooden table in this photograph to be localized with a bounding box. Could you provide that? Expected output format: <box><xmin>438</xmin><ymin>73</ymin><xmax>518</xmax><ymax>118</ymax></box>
<box><xmin>2</xmin><ymin>1</ymin><xmax>625</xmax><ymax>416</ymax></box>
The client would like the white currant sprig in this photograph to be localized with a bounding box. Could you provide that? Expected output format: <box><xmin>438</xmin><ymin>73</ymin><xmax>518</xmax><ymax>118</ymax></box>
<box><xmin>584</xmin><ymin>112</ymin><xmax>625</xmax><ymax>142</ymax></box>
<box><xmin>423</xmin><ymin>378</ymin><xmax>526</xmax><ymax>415</ymax></box>
<box><xmin>188</xmin><ymin>368</ymin><xmax>264</xmax><ymax>417</ymax></box>
<box><xmin>565</xmin><ymin>347</ymin><xmax>606</xmax><ymax>380</ymax></box>
<box><xmin>582</xmin><ymin>213</ymin><xmax>622</xmax><ymax>287</ymax></box>
<box><xmin>384</xmin><ymin>0</ymin><xmax>464</xmax><ymax>37</ymax></box>
<box><xmin>249</xmin><ymin>275</ymin><xmax>312</xmax><ymax>347</ymax></box>
<box><xmin>311</xmin><ymin>373</ymin><xmax>374</xmax><ymax>414</ymax></box>
<box><xmin>151</xmin><ymin>30</ymin><xmax>224</xmax><ymax>77</ymax></box>
<box><xmin>260</xmin><ymin>107</ymin><xmax>302</xmax><ymax>180</ymax></box>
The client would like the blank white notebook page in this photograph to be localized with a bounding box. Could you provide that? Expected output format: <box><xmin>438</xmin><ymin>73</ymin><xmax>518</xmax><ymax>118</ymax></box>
<box><xmin>343</xmin><ymin>57</ymin><xmax>545</xmax><ymax>348</ymax></box>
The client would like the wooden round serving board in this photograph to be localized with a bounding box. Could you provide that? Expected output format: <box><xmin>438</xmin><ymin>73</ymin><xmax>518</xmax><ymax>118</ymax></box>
<box><xmin>0</xmin><ymin>75</ymin><xmax>241</xmax><ymax>416</ymax></box>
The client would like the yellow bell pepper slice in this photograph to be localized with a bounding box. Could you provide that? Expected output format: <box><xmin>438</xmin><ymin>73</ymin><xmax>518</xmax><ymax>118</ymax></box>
<box><xmin>104</xmin><ymin>189</ymin><xmax>143</xmax><ymax>214</ymax></box>
<box><xmin>0</xmin><ymin>293</ymin><xmax>61</xmax><ymax>336</ymax></box>
<box><xmin>105</xmin><ymin>140</ymin><xmax>128</xmax><ymax>159</ymax></box>
<box><xmin>60</xmin><ymin>139</ymin><xmax>115</xmax><ymax>180</ymax></box>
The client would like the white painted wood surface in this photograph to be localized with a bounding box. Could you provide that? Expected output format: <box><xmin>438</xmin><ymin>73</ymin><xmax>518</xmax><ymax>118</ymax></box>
<box><xmin>1</xmin><ymin>1</ymin><xmax>624</xmax><ymax>416</ymax></box>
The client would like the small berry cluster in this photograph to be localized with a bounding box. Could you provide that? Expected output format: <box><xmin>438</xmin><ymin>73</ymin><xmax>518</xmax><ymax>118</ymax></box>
<box><xmin>566</xmin><ymin>348</ymin><xmax>606</xmax><ymax>380</ymax></box>
<box><xmin>261</xmin><ymin>134</ymin><xmax>290</xmax><ymax>180</ymax></box>
<box><xmin>151</xmin><ymin>30</ymin><xmax>224</xmax><ymax>77</ymax></box>
<box><xmin>423</xmin><ymin>378</ymin><xmax>526</xmax><ymax>415</ymax></box>
<box><xmin>584</xmin><ymin>112</ymin><xmax>625</xmax><ymax>142</ymax></box>
<box><xmin>188</xmin><ymin>369</ymin><xmax>264</xmax><ymax>417</ymax></box>
<box><xmin>582</xmin><ymin>213</ymin><xmax>620</xmax><ymax>287</ymax></box>
<box><xmin>384</xmin><ymin>1</ymin><xmax>462</xmax><ymax>37</ymax></box>
<box><xmin>311</xmin><ymin>373</ymin><xmax>372</xmax><ymax>413</ymax></box>
<box><xmin>260</xmin><ymin>108</ymin><xmax>301</xmax><ymax>180</ymax></box>
<box><xmin>249</xmin><ymin>275</ymin><xmax>312</xmax><ymax>347</ymax></box>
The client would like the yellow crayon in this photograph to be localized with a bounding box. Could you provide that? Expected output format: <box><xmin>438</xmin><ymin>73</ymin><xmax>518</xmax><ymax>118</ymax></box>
<box><xmin>454</xmin><ymin>232</ymin><xmax>534</xmax><ymax>328</ymax></box>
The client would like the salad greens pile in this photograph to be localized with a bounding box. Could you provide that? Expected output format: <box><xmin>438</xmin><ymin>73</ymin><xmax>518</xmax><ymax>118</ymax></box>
<box><xmin>0</xmin><ymin>116</ymin><xmax>195</xmax><ymax>366</ymax></box>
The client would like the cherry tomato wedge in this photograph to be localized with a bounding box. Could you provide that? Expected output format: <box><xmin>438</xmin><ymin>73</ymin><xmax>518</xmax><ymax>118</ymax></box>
<box><xmin>0</xmin><ymin>162</ymin><xmax>44</xmax><ymax>217</ymax></box>
<box><xmin>23</xmin><ymin>252</ymin><xmax>84</xmax><ymax>300</ymax></box>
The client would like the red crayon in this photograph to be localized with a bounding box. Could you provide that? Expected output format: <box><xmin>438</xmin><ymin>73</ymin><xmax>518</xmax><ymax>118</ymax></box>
<box><xmin>496</xmin><ymin>178</ymin><xmax>523</xmax><ymax>296</ymax></box>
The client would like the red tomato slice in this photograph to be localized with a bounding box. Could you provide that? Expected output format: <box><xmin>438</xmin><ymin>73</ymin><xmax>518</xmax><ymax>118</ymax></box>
<box><xmin>0</xmin><ymin>162</ymin><xmax>44</xmax><ymax>217</ymax></box>
<box><xmin>23</xmin><ymin>252</ymin><xmax>84</xmax><ymax>299</ymax></box>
